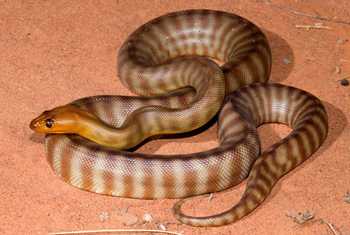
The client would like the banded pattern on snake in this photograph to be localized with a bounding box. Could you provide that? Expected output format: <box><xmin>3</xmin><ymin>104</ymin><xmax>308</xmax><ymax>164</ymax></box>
<box><xmin>174</xmin><ymin>83</ymin><xmax>328</xmax><ymax>226</ymax></box>
<box><xmin>30</xmin><ymin>10</ymin><xmax>328</xmax><ymax>227</ymax></box>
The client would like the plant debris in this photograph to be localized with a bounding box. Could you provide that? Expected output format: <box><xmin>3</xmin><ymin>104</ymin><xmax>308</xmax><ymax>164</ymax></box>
<box><xmin>208</xmin><ymin>193</ymin><xmax>214</xmax><ymax>202</ymax></box>
<box><xmin>267</xmin><ymin>4</ymin><xmax>350</xmax><ymax>26</ymax></box>
<box><xmin>334</xmin><ymin>66</ymin><xmax>341</xmax><ymax>74</ymax></box>
<box><xmin>98</xmin><ymin>211</ymin><xmax>109</xmax><ymax>222</ymax></box>
<box><xmin>336</xmin><ymin>38</ymin><xmax>348</xmax><ymax>45</ymax></box>
<box><xmin>320</xmin><ymin>219</ymin><xmax>341</xmax><ymax>235</ymax></box>
<box><xmin>286</xmin><ymin>211</ymin><xmax>314</xmax><ymax>224</ymax></box>
<box><xmin>295</xmin><ymin>23</ymin><xmax>330</xmax><ymax>30</ymax></box>
<box><xmin>283</xmin><ymin>58</ymin><xmax>291</xmax><ymax>65</ymax></box>
<box><xmin>158</xmin><ymin>223</ymin><xmax>167</xmax><ymax>231</ymax></box>
<box><xmin>344</xmin><ymin>191</ymin><xmax>350</xmax><ymax>203</ymax></box>
<box><xmin>49</xmin><ymin>228</ymin><xmax>184</xmax><ymax>235</ymax></box>
<box><xmin>142</xmin><ymin>213</ymin><xmax>153</xmax><ymax>223</ymax></box>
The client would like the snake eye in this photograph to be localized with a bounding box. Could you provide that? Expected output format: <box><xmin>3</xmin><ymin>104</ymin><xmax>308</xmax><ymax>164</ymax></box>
<box><xmin>45</xmin><ymin>119</ymin><xmax>54</xmax><ymax>128</ymax></box>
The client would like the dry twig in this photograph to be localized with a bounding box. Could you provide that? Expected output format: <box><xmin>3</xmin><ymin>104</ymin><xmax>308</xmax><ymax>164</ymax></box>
<box><xmin>334</xmin><ymin>66</ymin><xmax>341</xmax><ymax>74</ymax></box>
<box><xmin>267</xmin><ymin>4</ymin><xmax>350</xmax><ymax>26</ymax></box>
<box><xmin>295</xmin><ymin>23</ymin><xmax>330</xmax><ymax>30</ymax></box>
<box><xmin>49</xmin><ymin>228</ymin><xmax>183</xmax><ymax>235</ymax></box>
<box><xmin>208</xmin><ymin>193</ymin><xmax>214</xmax><ymax>202</ymax></box>
<box><xmin>320</xmin><ymin>219</ymin><xmax>341</xmax><ymax>235</ymax></box>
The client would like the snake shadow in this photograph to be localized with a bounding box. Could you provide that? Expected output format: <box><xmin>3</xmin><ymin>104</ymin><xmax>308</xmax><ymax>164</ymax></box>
<box><xmin>30</xmin><ymin>132</ymin><xmax>45</xmax><ymax>144</ymax></box>
<box><xmin>131</xmin><ymin>30</ymin><xmax>295</xmax><ymax>154</ymax></box>
<box><xmin>265</xmin><ymin>30</ymin><xmax>295</xmax><ymax>83</ymax></box>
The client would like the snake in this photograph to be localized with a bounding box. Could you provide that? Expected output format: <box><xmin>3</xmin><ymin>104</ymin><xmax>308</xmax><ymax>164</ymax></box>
<box><xmin>29</xmin><ymin>10</ymin><xmax>328</xmax><ymax>227</ymax></box>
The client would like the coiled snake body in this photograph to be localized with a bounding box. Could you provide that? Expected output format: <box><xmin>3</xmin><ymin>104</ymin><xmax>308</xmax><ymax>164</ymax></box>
<box><xmin>30</xmin><ymin>10</ymin><xmax>328</xmax><ymax>227</ymax></box>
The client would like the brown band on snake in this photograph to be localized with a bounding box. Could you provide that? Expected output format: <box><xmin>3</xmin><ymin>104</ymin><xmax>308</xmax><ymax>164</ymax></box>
<box><xmin>29</xmin><ymin>10</ymin><xmax>327</xmax><ymax>227</ymax></box>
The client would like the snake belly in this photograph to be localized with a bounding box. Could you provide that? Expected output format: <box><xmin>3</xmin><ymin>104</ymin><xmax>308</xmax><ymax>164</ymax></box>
<box><xmin>41</xmin><ymin>10</ymin><xmax>328</xmax><ymax>227</ymax></box>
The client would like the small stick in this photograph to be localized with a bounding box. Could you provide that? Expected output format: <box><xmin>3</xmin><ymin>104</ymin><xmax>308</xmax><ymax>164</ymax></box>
<box><xmin>49</xmin><ymin>228</ymin><xmax>183</xmax><ymax>235</ymax></box>
<box><xmin>208</xmin><ymin>193</ymin><xmax>214</xmax><ymax>202</ymax></box>
<box><xmin>295</xmin><ymin>24</ymin><xmax>331</xmax><ymax>30</ymax></box>
<box><xmin>267</xmin><ymin>4</ymin><xmax>350</xmax><ymax>26</ymax></box>
<box><xmin>320</xmin><ymin>219</ymin><xmax>341</xmax><ymax>235</ymax></box>
<box><xmin>334</xmin><ymin>66</ymin><xmax>341</xmax><ymax>74</ymax></box>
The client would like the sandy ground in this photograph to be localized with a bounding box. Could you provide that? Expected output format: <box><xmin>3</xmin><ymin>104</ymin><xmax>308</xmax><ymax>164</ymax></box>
<box><xmin>0</xmin><ymin>0</ymin><xmax>349</xmax><ymax>234</ymax></box>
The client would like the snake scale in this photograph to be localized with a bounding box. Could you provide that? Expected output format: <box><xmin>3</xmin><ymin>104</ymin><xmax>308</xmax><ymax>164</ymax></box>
<box><xmin>30</xmin><ymin>10</ymin><xmax>328</xmax><ymax>227</ymax></box>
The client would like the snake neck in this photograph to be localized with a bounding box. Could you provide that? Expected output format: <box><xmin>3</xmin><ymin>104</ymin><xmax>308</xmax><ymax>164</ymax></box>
<box><xmin>76</xmin><ymin>113</ymin><xmax>138</xmax><ymax>150</ymax></box>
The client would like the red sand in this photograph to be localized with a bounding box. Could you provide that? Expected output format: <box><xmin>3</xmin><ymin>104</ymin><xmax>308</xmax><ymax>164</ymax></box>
<box><xmin>1</xmin><ymin>1</ymin><xmax>349</xmax><ymax>234</ymax></box>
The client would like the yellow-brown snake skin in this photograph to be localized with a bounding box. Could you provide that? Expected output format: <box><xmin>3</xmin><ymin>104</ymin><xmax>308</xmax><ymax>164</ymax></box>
<box><xmin>31</xmin><ymin>10</ymin><xmax>328</xmax><ymax>227</ymax></box>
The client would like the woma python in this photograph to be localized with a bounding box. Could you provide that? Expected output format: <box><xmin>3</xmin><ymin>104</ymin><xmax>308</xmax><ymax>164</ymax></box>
<box><xmin>30</xmin><ymin>10</ymin><xmax>328</xmax><ymax>227</ymax></box>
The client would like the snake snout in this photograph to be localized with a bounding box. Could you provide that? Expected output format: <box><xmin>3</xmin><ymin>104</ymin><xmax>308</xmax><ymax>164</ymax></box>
<box><xmin>29</xmin><ymin>113</ymin><xmax>48</xmax><ymax>132</ymax></box>
<box><xmin>29</xmin><ymin>116</ymin><xmax>42</xmax><ymax>130</ymax></box>
<box><xmin>29</xmin><ymin>119</ymin><xmax>37</xmax><ymax>129</ymax></box>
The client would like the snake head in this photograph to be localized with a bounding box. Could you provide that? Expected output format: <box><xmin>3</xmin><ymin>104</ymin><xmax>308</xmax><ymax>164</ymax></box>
<box><xmin>29</xmin><ymin>105</ymin><xmax>84</xmax><ymax>134</ymax></box>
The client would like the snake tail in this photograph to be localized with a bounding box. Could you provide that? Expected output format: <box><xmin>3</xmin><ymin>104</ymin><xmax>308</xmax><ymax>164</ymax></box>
<box><xmin>173</xmin><ymin>83</ymin><xmax>328</xmax><ymax>226</ymax></box>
